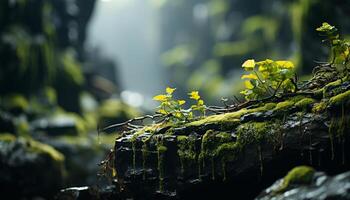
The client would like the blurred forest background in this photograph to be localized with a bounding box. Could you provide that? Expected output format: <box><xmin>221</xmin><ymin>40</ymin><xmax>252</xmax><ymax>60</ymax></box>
<box><xmin>0</xmin><ymin>0</ymin><xmax>349</xmax><ymax>198</ymax></box>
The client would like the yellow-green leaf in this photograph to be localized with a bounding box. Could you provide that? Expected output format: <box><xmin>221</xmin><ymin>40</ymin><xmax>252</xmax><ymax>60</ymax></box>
<box><xmin>153</xmin><ymin>94</ymin><xmax>167</xmax><ymax>101</ymax></box>
<box><xmin>276</xmin><ymin>61</ymin><xmax>294</xmax><ymax>69</ymax></box>
<box><xmin>158</xmin><ymin>109</ymin><xmax>167</xmax><ymax>114</ymax></box>
<box><xmin>241</xmin><ymin>73</ymin><xmax>258</xmax><ymax>80</ymax></box>
<box><xmin>244</xmin><ymin>80</ymin><xmax>254</xmax><ymax>89</ymax></box>
<box><xmin>174</xmin><ymin>112</ymin><xmax>182</xmax><ymax>118</ymax></box>
<box><xmin>242</xmin><ymin>59</ymin><xmax>255</xmax><ymax>71</ymax></box>
<box><xmin>178</xmin><ymin>100</ymin><xmax>186</xmax><ymax>105</ymax></box>
<box><xmin>198</xmin><ymin>99</ymin><xmax>204</xmax><ymax>106</ymax></box>
<box><xmin>316</xmin><ymin>22</ymin><xmax>335</xmax><ymax>32</ymax></box>
<box><xmin>166</xmin><ymin>87</ymin><xmax>176</xmax><ymax>94</ymax></box>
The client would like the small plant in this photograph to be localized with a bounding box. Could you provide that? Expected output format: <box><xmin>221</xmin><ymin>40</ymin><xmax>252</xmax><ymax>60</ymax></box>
<box><xmin>189</xmin><ymin>91</ymin><xmax>206</xmax><ymax>116</ymax></box>
<box><xmin>153</xmin><ymin>87</ymin><xmax>206</xmax><ymax>122</ymax></box>
<box><xmin>316</xmin><ymin>22</ymin><xmax>350</xmax><ymax>74</ymax></box>
<box><xmin>240</xmin><ymin>59</ymin><xmax>296</xmax><ymax>100</ymax></box>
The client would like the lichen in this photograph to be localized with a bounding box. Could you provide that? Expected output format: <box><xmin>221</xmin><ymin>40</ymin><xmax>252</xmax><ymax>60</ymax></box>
<box><xmin>276</xmin><ymin>166</ymin><xmax>315</xmax><ymax>193</ymax></box>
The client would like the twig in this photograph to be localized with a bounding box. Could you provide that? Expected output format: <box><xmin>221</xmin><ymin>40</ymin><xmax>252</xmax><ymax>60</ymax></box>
<box><xmin>98</xmin><ymin>114</ymin><xmax>164</xmax><ymax>133</ymax></box>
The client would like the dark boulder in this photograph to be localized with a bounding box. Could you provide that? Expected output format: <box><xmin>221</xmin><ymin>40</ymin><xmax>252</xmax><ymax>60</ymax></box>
<box><xmin>113</xmin><ymin>79</ymin><xmax>350</xmax><ymax>199</ymax></box>
<box><xmin>0</xmin><ymin>134</ymin><xmax>65</xmax><ymax>199</ymax></box>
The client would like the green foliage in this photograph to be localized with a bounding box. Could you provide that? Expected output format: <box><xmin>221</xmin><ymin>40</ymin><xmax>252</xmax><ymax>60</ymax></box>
<box><xmin>277</xmin><ymin>166</ymin><xmax>315</xmax><ymax>193</ymax></box>
<box><xmin>316</xmin><ymin>22</ymin><xmax>350</xmax><ymax>72</ymax></box>
<box><xmin>153</xmin><ymin>87</ymin><xmax>206</xmax><ymax>122</ymax></box>
<box><xmin>240</xmin><ymin>59</ymin><xmax>296</xmax><ymax>100</ymax></box>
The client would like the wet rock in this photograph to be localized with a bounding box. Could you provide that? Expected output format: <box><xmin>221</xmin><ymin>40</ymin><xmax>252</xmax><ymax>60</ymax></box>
<box><xmin>113</xmin><ymin>81</ymin><xmax>350</xmax><ymax>199</ymax></box>
<box><xmin>256</xmin><ymin>167</ymin><xmax>350</xmax><ymax>200</ymax></box>
<box><xmin>42</xmin><ymin>135</ymin><xmax>109</xmax><ymax>186</ymax></box>
<box><xmin>56</xmin><ymin>185</ymin><xmax>120</xmax><ymax>200</ymax></box>
<box><xmin>0</xmin><ymin>134</ymin><xmax>65</xmax><ymax>198</ymax></box>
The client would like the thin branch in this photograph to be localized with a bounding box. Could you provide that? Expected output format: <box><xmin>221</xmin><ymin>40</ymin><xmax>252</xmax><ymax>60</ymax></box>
<box><xmin>98</xmin><ymin>114</ymin><xmax>164</xmax><ymax>133</ymax></box>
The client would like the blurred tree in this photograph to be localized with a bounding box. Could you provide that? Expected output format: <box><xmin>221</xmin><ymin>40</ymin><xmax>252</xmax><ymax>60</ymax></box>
<box><xmin>0</xmin><ymin>0</ymin><xmax>96</xmax><ymax>113</ymax></box>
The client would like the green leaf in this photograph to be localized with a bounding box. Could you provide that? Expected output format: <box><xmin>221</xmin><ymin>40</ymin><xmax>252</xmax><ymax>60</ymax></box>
<box><xmin>242</xmin><ymin>59</ymin><xmax>255</xmax><ymax>71</ymax></box>
<box><xmin>241</xmin><ymin>73</ymin><xmax>258</xmax><ymax>80</ymax></box>
<box><xmin>244</xmin><ymin>80</ymin><xmax>254</xmax><ymax>89</ymax></box>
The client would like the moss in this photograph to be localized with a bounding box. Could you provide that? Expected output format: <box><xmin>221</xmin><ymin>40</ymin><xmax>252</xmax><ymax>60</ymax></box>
<box><xmin>312</xmin><ymin>78</ymin><xmax>348</xmax><ymax>98</ymax></box>
<box><xmin>177</xmin><ymin>135</ymin><xmax>197</xmax><ymax>175</ymax></box>
<box><xmin>312</xmin><ymin>101</ymin><xmax>328</xmax><ymax>113</ymax></box>
<box><xmin>236</xmin><ymin>122</ymin><xmax>271</xmax><ymax>144</ymax></box>
<box><xmin>321</xmin><ymin>79</ymin><xmax>342</xmax><ymax>97</ymax></box>
<box><xmin>16</xmin><ymin>119</ymin><xmax>30</xmax><ymax>137</ymax></box>
<box><xmin>0</xmin><ymin>133</ymin><xmax>16</xmax><ymax>143</ymax></box>
<box><xmin>277</xmin><ymin>166</ymin><xmax>315</xmax><ymax>193</ymax></box>
<box><xmin>44</xmin><ymin>86</ymin><xmax>57</xmax><ymax>105</ymax></box>
<box><xmin>61</xmin><ymin>50</ymin><xmax>84</xmax><ymax>86</ymax></box>
<box><xmin>1</xmin><ymin>94</ymin><xmax>29</xmax><ymax>112</ymax></box>
<box><xmin>295</xmin><ymin>98</ymin><xmax>316</xmax><ymax>109</ymax></box>
<box><xmin>157</xmin><ymin>145</ymin><xmax>168</xmax><ymax>153</ymax></box>
<box><xmin>329</xmin><ymin>90</ymin><xmax>350</xmax><ymax>107</ymax></box>
<box><xmin>274</xmin><ymin>101</ymin><xmax>295</xmax><ymax>111</ymax></box>
<box><xmin>274</xmin><ymin>96</ymin><xmax>306</xmax><ymax>112</ymax></box>
<box><xmin>157</xmin><ymin>143</ymin><xmax>167</xmax><ymax>192</ymax></box>
<box><xmin>187</xmin><ymin>102</ymin><xmax>276</xmax><ymax>127</ymax></box>
<box><xmin>215</xmin><ymin>142</ymin><xmax>240</xmax><ymax>181</ymax></box>
<box><xmin>141</xmin><ymin>143</ymin><xmax>149</xmax><ymax>180</ymax></box>
<box><xmin>28</xmin><ymin>138</ymin><xmax>65</xmax><ymax>162</ymax></box>
<box><xmin>198</xmin><ymin>130</ymin><xmax>234</xmax><ymax>179</ymax></box>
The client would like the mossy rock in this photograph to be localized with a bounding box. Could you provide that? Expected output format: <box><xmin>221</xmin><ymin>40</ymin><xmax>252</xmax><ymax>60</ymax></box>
<box><xmin>329</xmin><ymin>90</ymin><xmax>350</xmax><ymax>107</ymax></box>
<box><xmin>0</xmin><ymin>135</ymin><xmax>65</xmax><ymax>198</ymax></box>
<box><xmin>44</xmin><ymin>135</ymin><xmax>108</xmax><ymax>186</ymax></box>
<box><xmin>276</xmin><ymin>166</ymin><xmax>315</xmax><ymax>193</ymax></box>
<box><xmin>113</xmin><ymin>78</ymin><xmax>350</xmax><ymax>198</ymax></box>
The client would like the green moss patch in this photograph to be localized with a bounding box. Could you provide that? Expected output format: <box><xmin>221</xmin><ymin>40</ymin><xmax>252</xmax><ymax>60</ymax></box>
<box><xmin>187</xmin><ymin>103</ymin><xmax>276</xmax><ymax>127</ymax></box>
<box><xmin>329</xmin><ymin>90</ymin><xmax>350</xmax><ymax>107</ymax></box>
<box><xmin>312</xmin><ymin>101</ymin><xmax>328</xmax><ymax>113</ymax></box>
<box><xmin>277</xmin><ymin>165</ymin><xmax>315</xmax><ymax>193</ymax></box>
<box><xmin>295</xmin><ymin>98</ymin><xmax>316</xmax><ymax>109</ymax></box>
